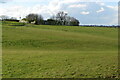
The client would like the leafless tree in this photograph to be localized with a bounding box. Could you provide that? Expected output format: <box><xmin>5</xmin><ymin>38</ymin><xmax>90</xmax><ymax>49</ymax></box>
<box><xmin>56</xmin><ymin>11</ymin><xmax>68</xmax><ymax>25</ymax></box>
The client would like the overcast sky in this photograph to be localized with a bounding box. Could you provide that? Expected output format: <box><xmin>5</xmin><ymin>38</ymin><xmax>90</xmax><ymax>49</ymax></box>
<box><xmin>0</xmin><ymin>0</ymin><xmax>119</xmax><ymax>25</ymax></box>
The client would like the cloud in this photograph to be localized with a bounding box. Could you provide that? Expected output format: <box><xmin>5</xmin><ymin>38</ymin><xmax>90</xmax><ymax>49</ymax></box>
<box><xmin>61</xmin><ymin>0</ymin><xmax>85</xmax><ymax>4</ymax></box>
<box><xmin>0</xmin><ymin>0</ymin><xmax>8</xmax><ymax>3</ymax></box>
<box><xmin>80</xmin><ymin>11</ymin><xmax>90</xmax><ymax>15</ymax></box>
<box><xmin>0</xmin><ymin>0</ymin><xmax>13</xmax><ymax>3</ymax></box>
<box><xmin>69</xmin><ymin>4</ymin><xmax>87</xmax><ymax>8</ymax></box>
<box><xmin>0</xmin><ymin>0</ymin><xmax>61</xmax><ymax>19</ymax></box>
<box><xmin>99</xmin><ymin>2</ymin><xmax>105</xmax><ymax>6</ymax></box>
<box><xmin>96</xmin><ymin>7</ymin><xmax>104</xmax><ymax>13</ymax></box>
<box><xmin>1</xmin><ymin>6</ymin><xmax>27</xmax><ymax>19</ymax></box>
<box><xmin>107</xmin><ymin>5</ymin><xmax>118</xmax><ymax>11</ymax></box>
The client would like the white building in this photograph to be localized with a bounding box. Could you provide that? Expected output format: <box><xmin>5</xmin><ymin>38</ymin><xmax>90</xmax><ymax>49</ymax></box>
<box><xmin>19</xmin><ymin>20</ymin><xmax>28</xmax><ymax>23</ymax></box>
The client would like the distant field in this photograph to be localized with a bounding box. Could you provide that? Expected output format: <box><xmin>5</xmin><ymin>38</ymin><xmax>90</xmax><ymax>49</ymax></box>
<box><xmin>2</xmin><ymin>21</ymin><xmax>118</xmax><ymax>78</ymax></box>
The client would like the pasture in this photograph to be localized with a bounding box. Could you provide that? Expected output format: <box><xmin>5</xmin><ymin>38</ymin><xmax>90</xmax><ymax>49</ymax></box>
<box><xmin>2</xmin><ymin>21</ymin><xmax>118</xmax><ymax>78</ymax></box>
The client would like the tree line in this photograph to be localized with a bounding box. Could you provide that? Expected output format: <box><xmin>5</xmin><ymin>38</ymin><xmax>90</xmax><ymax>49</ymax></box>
<box><xmin>0</xmin><ymin>11</ymin><xmax>79</xmax><ymax>26</ymax></box>
<box><xmin>0</xmin><ymin>15</ymin><xmax>19</xmax><ymax>22</ymax></box>
<box><xmin>22</xmin><ymin>11</ymin><xmax>80</xmax><ymax>26</ymax></box>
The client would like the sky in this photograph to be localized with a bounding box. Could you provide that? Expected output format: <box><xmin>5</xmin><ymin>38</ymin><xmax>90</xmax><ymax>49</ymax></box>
<box><xmin>0</xmin><ymin>0</ymin><xmax>119</xmax><ymax>25</ymax></box>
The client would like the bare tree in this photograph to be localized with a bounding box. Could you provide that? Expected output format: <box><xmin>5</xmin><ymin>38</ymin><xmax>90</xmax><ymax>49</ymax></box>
<box><xmin>54</xmin><ymin>11</ymin><xmax>79</xmax><ymax>26</ymax></box>
<box><xmin>56</xmin><ymin>11</ymin><xmax>68</xmax><ymax>25</ymax></box>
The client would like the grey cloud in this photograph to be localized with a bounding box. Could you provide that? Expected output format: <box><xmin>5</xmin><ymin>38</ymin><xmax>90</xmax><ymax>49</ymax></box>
<box><xmin>0</xmin><ymin>0</ymin><xmax>12</xmax><ymax>3</ymax></box>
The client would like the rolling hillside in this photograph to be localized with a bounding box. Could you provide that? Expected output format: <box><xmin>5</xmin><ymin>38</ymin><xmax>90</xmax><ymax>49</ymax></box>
<box><xmin>2</xmin><ymin>21</ymin><xmax>118</xmax><ymax>78</ymax></box>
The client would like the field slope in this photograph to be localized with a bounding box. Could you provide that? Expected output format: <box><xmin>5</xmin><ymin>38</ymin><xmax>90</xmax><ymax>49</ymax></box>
<box><xmin>2</xmin><ymin>21</ymin><xmax>118</xmax><ymax>78</ymax></box>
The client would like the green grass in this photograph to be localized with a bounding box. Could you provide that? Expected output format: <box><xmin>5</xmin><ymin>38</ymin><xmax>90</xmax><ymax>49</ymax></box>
<box><xmin>2</xmin><ymin>21</ymin><xmax>118</xmax><ymax>78</ymax></box>
<box><xmin>2</xmin><ymin>21</ymin><xmax>26</xmax><ymax>26</ymax></box>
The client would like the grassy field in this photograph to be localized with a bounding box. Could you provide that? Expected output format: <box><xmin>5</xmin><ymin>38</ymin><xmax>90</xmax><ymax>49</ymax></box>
<box><xmin>2</xmin><ymin>21</ymin><xmax>118</xmax><ymax>78</ymax></box>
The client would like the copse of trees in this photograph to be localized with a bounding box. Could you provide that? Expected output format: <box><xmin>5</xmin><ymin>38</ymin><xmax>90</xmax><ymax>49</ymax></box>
<box><xmin>26</xmin><ymin>13</ymin><xmax>37</xmax><ymax>23</ymax></box>
<box><xmin>26</xmin><ymin>13</ymin><xmax>44</xmax><ymax>25</ymax></box>
<box><xmin>24</xmin><ymin>11</ymin><xmax>80</xmax><ymax>26</ymax></box>
<box><xmin>49</xmin><ymin>11</ymin><xmax>80</xmax><ymax>26</ymax></box>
